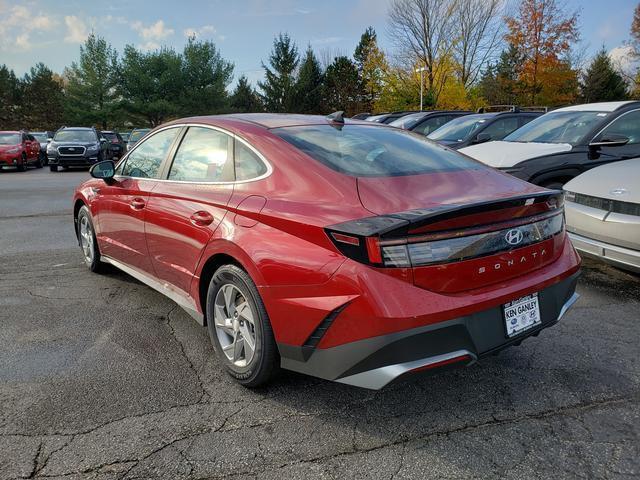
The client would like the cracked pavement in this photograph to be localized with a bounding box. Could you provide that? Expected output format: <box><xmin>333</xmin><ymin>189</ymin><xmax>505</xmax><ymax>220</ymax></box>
<box><xmin>1</xmin><ymin>168</ymin><xmax>639</xmax><ymax>479</ymax></box>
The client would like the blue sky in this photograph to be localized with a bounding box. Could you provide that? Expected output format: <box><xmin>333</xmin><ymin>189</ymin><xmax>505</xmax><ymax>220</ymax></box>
<box><xmin>0</xmin><ymin>0</ymin><xmax>637</xmax><ymax>86</ymax></box>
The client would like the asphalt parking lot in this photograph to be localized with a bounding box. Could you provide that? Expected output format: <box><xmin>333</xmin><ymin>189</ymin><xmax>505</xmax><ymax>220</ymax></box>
<box><xmin>1</xmin><ymin>167</ymin><xmax>639</xmax><ymax>480</ymax></box>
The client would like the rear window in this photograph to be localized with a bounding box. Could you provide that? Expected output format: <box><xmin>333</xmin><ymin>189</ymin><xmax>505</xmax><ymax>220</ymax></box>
<box><xmin>272</xmin><ymin>124</ymin><xmax>482</xmax><ymax>177</ymax></box>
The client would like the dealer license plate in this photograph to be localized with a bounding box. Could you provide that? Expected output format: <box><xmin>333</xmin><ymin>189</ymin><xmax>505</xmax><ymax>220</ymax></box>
<box><xmin>503</xmin><ymin>293</ymin><xmax>541</xmax><ymax>338</ymax></box>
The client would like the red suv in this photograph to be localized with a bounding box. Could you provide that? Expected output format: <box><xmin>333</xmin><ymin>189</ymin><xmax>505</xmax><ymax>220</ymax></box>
<box><xmin>73</xmin><ymin>114</ymin><xmax>581</xmax><ymax>389</ymax></box>
<box><xmin>0</xmin><ymin>131</ymin><xmax>42</xmax><ymax>171</ymax></box>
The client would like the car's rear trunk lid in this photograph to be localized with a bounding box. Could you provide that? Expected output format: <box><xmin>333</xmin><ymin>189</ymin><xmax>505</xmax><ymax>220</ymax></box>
<box><xmin>326</xmin><ymin>171</ymin><xmax>565</xmax><ymax>293</ymax></box>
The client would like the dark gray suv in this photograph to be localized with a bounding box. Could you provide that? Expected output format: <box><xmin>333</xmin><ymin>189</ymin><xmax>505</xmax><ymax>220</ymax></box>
<box><xmin>47</xmin><ymin>127</ymin><xmax>109</xmax><ymax>172</ymax></box>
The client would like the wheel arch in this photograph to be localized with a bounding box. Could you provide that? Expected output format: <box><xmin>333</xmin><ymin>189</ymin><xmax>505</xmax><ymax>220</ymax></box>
<box><xmin>195</xmin><ymin>242</ymin><xmax>266</xmax><ymax>326</ymax></box>
<box><xmin>530</xmin><ymin>168</ymin><xmax>583</xmax><ymax>187</ymax></box>
<box><xmin>73</xmin><ymin>198</ymin><xmax>86</xmax><ymax>241</ymax></box>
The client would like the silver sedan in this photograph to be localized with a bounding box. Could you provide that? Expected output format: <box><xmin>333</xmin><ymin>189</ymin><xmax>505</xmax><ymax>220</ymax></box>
<box><xmin>564</xmin><ymin>159</ymin><xmax>640</xmax><ymax>273</ymax></box>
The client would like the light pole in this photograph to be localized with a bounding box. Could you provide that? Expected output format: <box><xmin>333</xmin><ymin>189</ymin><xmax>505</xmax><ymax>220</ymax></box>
<box><xmin>415</xmin><ymin>66</ymin><xmax>426</xmax><ymax>111</ymax></box>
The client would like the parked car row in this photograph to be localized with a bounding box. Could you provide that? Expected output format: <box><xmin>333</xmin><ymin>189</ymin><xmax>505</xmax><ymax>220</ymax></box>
<box><xmin>0</xmin><ymin>126</ymin><xmax>151</xmax><ymax>172</ymax></box>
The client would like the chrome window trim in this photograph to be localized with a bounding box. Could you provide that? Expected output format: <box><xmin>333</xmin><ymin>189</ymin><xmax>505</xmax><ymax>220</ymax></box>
<box><xmin>590</xmin><ymin>108</ymin><xmax>640</xmax><ymax>144</ymax></box>
<box><xmin>114</xmin><ymin>123</ymin><xmax>273</xmax><ymax>185</ymax></box>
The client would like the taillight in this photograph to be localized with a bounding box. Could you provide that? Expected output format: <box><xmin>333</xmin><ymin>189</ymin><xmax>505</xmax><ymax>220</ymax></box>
<box><xmin>327</xmin><ymin>209</ymin><xmax>564</xmax><ymax>268</ymax></box>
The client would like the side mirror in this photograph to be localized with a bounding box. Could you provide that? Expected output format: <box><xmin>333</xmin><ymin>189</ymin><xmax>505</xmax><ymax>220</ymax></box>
<box><xmin>90</xmin><ymin>160</ymin><xmax>115</xmax><ymax>181</ymax></box>
<box><xmin>47</xmin><ymin>138</ymin><xmax>52</xmax><ymax>143</ymax></box>
<box><xmin>589</xmin><ymin>134</ymin><xmax>630</xmax><ymax>148</ymax></box>
<box><xmin>100</xmin><ymin>137</ymin><xmax>107</xmax><ymax>144</ymax></box>
<box><xmin>474</xmin><ymin>132</ymin><xmax>492</xmax><ymax>144</ymax></box>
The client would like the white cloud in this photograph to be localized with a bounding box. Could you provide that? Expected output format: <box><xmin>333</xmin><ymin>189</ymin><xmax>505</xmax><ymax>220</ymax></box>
<box><xmin>64</xmin><ymin>15</ymin><xmax>88</xmax><ymax>43</ymax></box>
<box><xmin>609</xmin><ymin>45</ymin><xmax>636</xmax><ymax>78</ymax></box>
<box><xmin>0</xmin><ymin>4</ymin><xmax>57</xmax><ymax>50</ymax></box>
<box><xmin>15</xmin><ymin>32</ymin><xmax>31</xmax><ymax>50</ymax></box>
<box><xmin>132</xmin><ymin>20</ymin><xmax>174</xmax><ymax>40</ymax></box>
<box><xmin>183</xmin><ymin>24</ymin><xmax>224</xmax><ymax>41</ymax></box>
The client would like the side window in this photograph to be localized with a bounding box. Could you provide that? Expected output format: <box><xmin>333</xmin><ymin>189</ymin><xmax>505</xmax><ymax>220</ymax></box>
<box><xmin>168</xmin><ymin>127</ymin><xmax>233</xmax><ymax>182</ymax></box>
<box><xmin>596</xmin><ymin>110</ymin><xmax>640</xmax><ymax>144</ymax></box>
<box><xmin>482</xmin><ymin>117</ymin><xmax>520</xmax><ymax>140</ymax></box>
<box><xmin>413</xmin><ymin>116</ymin><xmax>451</xmax><ymax>136</ymax></box>
<box><xmin>120</xmin><ymin>128</ymin><xmax>179</xmax><ymax>178</ymax></box>
<box><xmin>235</xmin><ymin>140</ymin><xmax>268</xmax><ymax>180</ymax></box>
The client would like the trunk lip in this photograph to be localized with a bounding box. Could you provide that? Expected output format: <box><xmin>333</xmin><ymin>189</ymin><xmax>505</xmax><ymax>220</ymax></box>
<box><xmin>327</xmin><ymin>190</ymin><xmax>563</xmax><ymax>238</ymax></box>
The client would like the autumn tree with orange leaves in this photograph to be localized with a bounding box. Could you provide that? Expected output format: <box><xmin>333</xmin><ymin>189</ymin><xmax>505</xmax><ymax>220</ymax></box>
<box><xmin>505</xmin><ymin>0</ymin><xmax>580</xmax><ymax>106</ymax></box>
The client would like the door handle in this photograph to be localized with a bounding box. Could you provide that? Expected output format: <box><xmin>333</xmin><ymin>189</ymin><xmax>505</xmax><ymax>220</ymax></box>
<box><xmin>190</xmin><ymin>210</ymin><xmax>214</xmax><ymax>226</ymax></box>
<box><xmin>130</xmin><ymin>197</ymin><xmax>146</xmax><ymax>210</ymax></box>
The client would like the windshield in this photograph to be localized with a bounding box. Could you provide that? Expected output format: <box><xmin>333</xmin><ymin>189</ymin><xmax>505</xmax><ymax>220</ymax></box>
<box><xmin>32</xmin><ymin>133</ymin><xmax>48</xmax><ymax>142</ymax></box>
<box><xmin>389</xmin><ymin>113</ymin><xmax>428</xmax><ymax>129</ymax></box>
<box><xmin>102</xmin><ymin>132</ymin><xmax>118</xmax><ymax>141</ymax></box>
<box><xmin>54</xmin><ymin>130</ymin><xmax>97</xmax><ymax>143</ymax></box>
<box><xmin>0</xmin><ymin>133</ymin><xmax>21</xmax><ymax>145</ymax></box>
<box><xmin>504</xmin><ymin>111</ymin><xmax>607</xmax><ymax>145</ymax></box>
<box><xmin>129</xmin><ymin>129</ymin><xmax>150</xmax><ymax>142</ymax></box>
<box><xmin>272</xmin><ymin>124</ymin><xmax>483</xmax><ymax>177</ymax></box>
<box><xmin>428</xmin><ymin>115</ymin><xmax>491</xmax><ymax>142</ymax></box>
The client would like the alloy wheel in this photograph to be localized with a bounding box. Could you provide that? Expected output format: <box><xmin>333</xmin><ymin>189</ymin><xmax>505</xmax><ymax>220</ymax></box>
<box><xmin>79</xmin><ymin>215</ymin><xmax>94</xmax><ymax>264</ymax></box>
<box><xmin>213</xmin><ymin>284</ymin><xmax>257</xmax><ymax>367</ymax></box>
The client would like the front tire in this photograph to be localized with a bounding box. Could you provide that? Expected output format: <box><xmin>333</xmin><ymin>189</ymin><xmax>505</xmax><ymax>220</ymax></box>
<box><xmin>17</xmin><ymin>154</ymin><xmax>26</xmax><ymax>171</ymax></box>
<box><xmin>206</xmin><ymin>265</ymin><xmax>279</xmax><ymax>387</ymax></box>
<box><xmin>77</xmin><ymin>206</ymin><xmax>103</xmax><ymax>273</ymax></box>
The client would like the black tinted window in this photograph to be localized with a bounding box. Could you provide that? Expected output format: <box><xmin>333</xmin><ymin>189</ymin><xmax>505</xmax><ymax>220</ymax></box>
<box><xmin>273</xmin><ymin>124</ymin><xmax>482</xmax><ymax>177</ymax></box>
<box><xmin>412</xmin><ymin>115</ymin><xmax>453</xmax><ymax>136</ymax></box>
<box><xmin>235</xmin><ymin>140</ymin><xmax>267</xmax><ymax>180</ymax></box>
<box><xmin>121</xmin><ymin>128</ymin><xmax>178</xmax><ymax>178</ymax></box>
<box><xmin>169</xmin><ymin>127</ymin><xmax>233</xmax><ymax>182</ymax></box>
<box><xmin>597</xmin><ymin>110</ymin><xmax>640</xmax><ymax>144</ymax></box>
<box><xmin>481</xmin><ymin>117</ymin><xmax>520</xmax><ymax>140</ymax></box>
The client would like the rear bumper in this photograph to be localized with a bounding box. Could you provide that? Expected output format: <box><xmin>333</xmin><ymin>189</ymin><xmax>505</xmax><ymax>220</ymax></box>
<box><xmin>569</xmin><ymin>231</ymin><xmax>640</xmax><ymax>273</ymax></box>
<box><xmin>278</xmin><ymin>270</ymin><xmax>580</xmax><ymax>389</ymax></box>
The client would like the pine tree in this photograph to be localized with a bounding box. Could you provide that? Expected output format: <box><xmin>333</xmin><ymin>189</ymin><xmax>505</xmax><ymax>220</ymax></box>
<box><xmin>322</xmin><ymin>56</ymin><xmax>359</xmax><ymax>115</ymax></box>
<box><xmin>580</xmin><ymin>48</ymin><xmax>628</xmax><ymax>103</ymax></box>
<box><xmin>231</xmin><ymin>75</ymin><xmax>263</xmax><ymax>112</ymax></box>
<box><xmin>293</xmin><ymin>46</ymin><xmax>323</xmax><ymax>113</ymax></box>
<box><xmin>21</xmin><ymin>63</ymin><xmax>65</xmax><ymax>130</ymax></box>
<box><xmin>354</xmin><ymin>27</ymin><xmax>377</xmax><ymax>73</ymax></box>
<box><xmin>353</xmin><ymin>27</ymin><xmax>386</xmax><ymax>113</ymax></box>
<box><xmin>181</xmin><ymin>37</ymin><xmax>234</xmax><ymax>115</ymax></box>
<box><xmin>64</xmin><ymin>34</ymin><xmax>119</xmax><ymax>129</ymax></box>
<box><xmin>0</xmin><ymin>65</ymin><xmax>22</xmax><ymax>129</ymax></box>
<box><xmin>258</xmin><ymin>33</ymin><xmax>299</xmax><ymax>112</ymax></box>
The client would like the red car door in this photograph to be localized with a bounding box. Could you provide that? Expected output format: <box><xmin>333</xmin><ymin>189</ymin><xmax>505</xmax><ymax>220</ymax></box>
<box><xmin>95</xmin><ymin>127</ymin><xmax>182</xmax><ymax>275</ymax></box>
<box><xmin>145</xmin><ymin>126</ymin><xmax>235</xmax><ymax>295</ymax></box>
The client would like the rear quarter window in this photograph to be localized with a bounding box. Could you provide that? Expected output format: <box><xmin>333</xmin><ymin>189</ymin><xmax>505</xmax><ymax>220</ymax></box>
<box><xmin>272</xmin><ymin>124</ymin><xmax>482</xmax><ymax>177</ymax></box>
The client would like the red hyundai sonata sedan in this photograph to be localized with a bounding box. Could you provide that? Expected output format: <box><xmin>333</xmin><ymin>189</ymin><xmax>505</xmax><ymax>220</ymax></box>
<box><xmin>73</xmin><ymin>113</ymin><xmax>581</xmax><ymax>389</ymax></box>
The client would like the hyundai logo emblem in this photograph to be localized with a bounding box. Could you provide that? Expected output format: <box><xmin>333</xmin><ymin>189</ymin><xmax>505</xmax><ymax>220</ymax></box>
<box><xmin>505</xmin><ymin>228</ymin><xmax>524</xmax><ymax>246</ymax></box>
<box><xmin>69</xmin><ymin>148</ymin><xmax>75</xmax><ymax>151</ymax></box>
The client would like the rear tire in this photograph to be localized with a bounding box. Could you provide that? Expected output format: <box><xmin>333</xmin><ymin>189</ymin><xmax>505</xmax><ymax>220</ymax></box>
<box><xmin>77</xmin><ymin>206</ymin><xmax>103</xmax><ymax>273</ymax></box>
<box><xmin>49</xmin><ymin>165</ymin><xmax>58</xmax><ymax>172</ymax></box>
<box><xmin>35</xmin><ymin>154</ymin><xmax>43</xmax><ymax>168</ymax></box>
<box><xmin>206</xmin><ymin>264</ymin><xmax>279</xmax><ymax>387</ymax></box>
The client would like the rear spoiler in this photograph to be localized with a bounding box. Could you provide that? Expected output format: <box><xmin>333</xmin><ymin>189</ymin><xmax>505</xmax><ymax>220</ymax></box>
<box><xmin>326</xmin><ymin>191</ymin><xmax>564</xmax><ymax>239</ymax></box>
